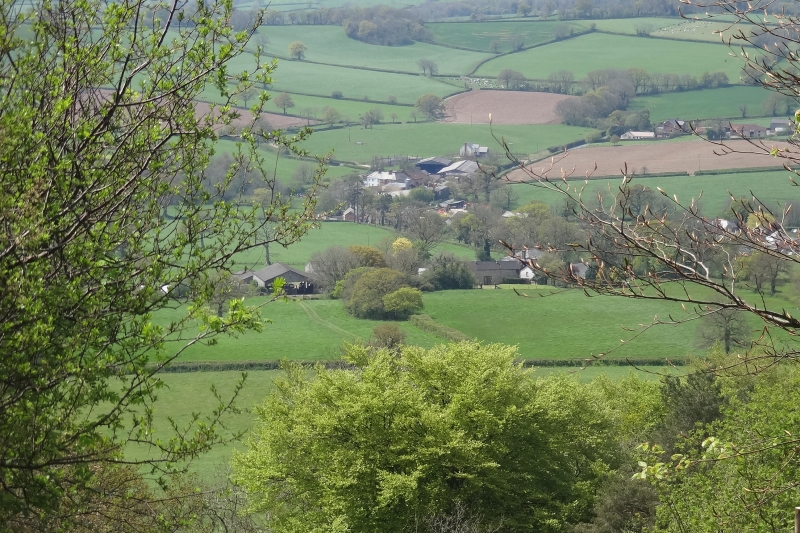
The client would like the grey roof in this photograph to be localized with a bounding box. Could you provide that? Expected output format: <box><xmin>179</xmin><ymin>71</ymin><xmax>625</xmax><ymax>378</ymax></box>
<box><xmin>469</xmin><ymin>261</ymin><xmax>521</xmax><ymax>273</ymax></box>
<box><xmin>251</xmin><ymin>262</ymin><xmax>309</xmax><ymax>283</ymax></box>
<box><xmin>418</xmin><ymin>156</ymin><xmax>451</xmax><ymax>165</ymax></box>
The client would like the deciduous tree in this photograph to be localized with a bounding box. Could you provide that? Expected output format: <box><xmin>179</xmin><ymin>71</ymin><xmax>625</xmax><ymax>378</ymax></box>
<box><xmin>288</xmin><ymin>40</ymin><xmax>307</xmax><ymax>59</ymax></box>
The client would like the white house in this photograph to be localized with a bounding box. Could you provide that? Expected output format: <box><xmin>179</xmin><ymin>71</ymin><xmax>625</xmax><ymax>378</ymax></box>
<box><xmin>364</xmin><ymin>171</ymin><xmax>397</xmax><ymax>188</ymax></box>
<box><xmin>459</xmin><ymin>142</ymin><xmax>489</xmax><ymax>158</ymax></box>
<box><xmin>620</xmin><ymin>131</ymin><xmax>655</xmax><ymax>140</ymax></box>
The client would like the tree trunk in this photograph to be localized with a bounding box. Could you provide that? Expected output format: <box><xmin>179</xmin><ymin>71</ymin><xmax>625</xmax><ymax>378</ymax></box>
<box><xmin>264</xmin><ymin>242</ymin><xmax>271</xmax><ymax>265</ymax></box>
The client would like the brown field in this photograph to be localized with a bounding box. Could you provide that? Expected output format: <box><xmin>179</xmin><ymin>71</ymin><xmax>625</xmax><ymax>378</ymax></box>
<box><xmin>507</xmin><ymin>139</ymin><xmax>791</xmax><ymax>181</ymax></box>
<box><xmin>195</xmin><ymin>101</ymin><xmax>313</xmax><ymax>132</ymax></box>
<box><xmin>442</xmin><ymin>90</ymin><xmax>574</xmax><ymax>125</ymax></box>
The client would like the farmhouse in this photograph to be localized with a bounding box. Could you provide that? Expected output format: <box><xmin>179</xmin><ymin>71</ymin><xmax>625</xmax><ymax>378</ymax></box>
<box><xmin>730</xmin><ymin>124</ymin><xmax>768</xmax><ymax>139</ymax></box>
<box><xmin>459</xmin><ymin>142</ymin><xmax>489</xmax><ymax>158</ymax></box>
<box><xmin>656</xmin><ymin>119</ymin><xmax>690</xmax><ymax>137</ymax></box>
<box><xmin>468</xmin><ymin>261</ymin><xmax>522</xmax><ymax>286</ymax></box>
<box><xmin>416</xmin><ymin>156</ymin><xmax>451</xmax><ymax>174</ymax></box>
<box><xmin>395</xmin><ymin>167</ymin><xmax>431</xmax><ymax>188</ymax></box>
<box><xmin>438</xmin><ymin>199</ymin><xmax>466</xmax><ymax>210</ymax></box>
<box><xmin>438</xmin><ymin>160</ymin><xmax>479</xmax><ymax>179</ymax></box>
<box><xmin>620</xmin><ymin>131</ymin><xmax>655</xmax><ymax>140</ymax></box>
<box><xmin>364</xmin><ymin>171</ymin><xmax>397</xmax><ymax>188</ymax></box>
<box><xmin>243</xmin><ymin>263</ymin><xmax>317</xmax><ymax>293</ymax></box>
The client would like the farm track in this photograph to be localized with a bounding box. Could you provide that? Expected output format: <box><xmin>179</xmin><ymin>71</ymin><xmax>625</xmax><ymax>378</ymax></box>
<box><xmin>298</xmin><ymin>301</ymin><xmax>359</xmax><ymax>339</ymax></box>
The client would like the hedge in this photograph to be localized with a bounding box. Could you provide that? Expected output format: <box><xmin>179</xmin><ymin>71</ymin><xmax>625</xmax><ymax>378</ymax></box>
<box><xmin>409</xmin><ymin>314</ymin><xmax>472</xmax><ymax>342</ymax></box>
<box><xmin>693</xmin><ymin>165</ymin><xmax>785</xmax><ymax>176</ymax></box>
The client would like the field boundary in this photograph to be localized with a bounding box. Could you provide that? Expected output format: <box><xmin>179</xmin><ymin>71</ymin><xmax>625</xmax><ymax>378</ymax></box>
<box><xmin>149</xmin><ymin>356</ymin><xmax>690</xmax><ymax>373</ymax></box>
<box><xmin>410</xmin><ymin>314</ymin><xmax>472</xmax><ymax>342</ymax></box>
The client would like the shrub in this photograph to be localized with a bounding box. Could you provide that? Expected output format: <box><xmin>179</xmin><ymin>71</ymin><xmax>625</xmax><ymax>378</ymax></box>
<box><xmin>331</xmin><ymin>91</ymin><xmax>343</xmax><ymax>99</ymax></box>
<box><xmin>422</xmin><ymin>252</ymin><xmax>476</xmax><ymax>290</ymax></box>
<box><xmin>370</xmin><ymin>323</ymin><xmax>406</xmax><ymax>350</ymax></box>
<box><xmin>345</xmin><ymin>268</ymin><xmax>409</xmax><ymax>319</ymax></box>
<box><xmin>409</xmin><ymin>314</ymin><xmax>471</xmax><ymax>342</ymax></box>
<box><xmin>382</xmin><ymin>287</ymin><xmax>424</xmax><ymax>319</ymax></box>
<box><xmin>349</xmin><ymin>245</ymin><xmax>386</xmax><ymax>267</ymax></box>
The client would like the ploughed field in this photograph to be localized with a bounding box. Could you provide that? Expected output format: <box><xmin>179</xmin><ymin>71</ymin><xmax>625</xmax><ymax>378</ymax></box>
<box><xmin>442</xmin><ymin>90</ymin><xmax>574</xmax><ymax>125</ymax></box>
<box><xmin>507</xmin><ymin>139</ymin><xmax>789</xmax><ymax>180</ymax></box>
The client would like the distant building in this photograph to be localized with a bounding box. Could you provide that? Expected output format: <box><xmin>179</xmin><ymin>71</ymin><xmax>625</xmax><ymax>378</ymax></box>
<box><xmin>416</xmin><ymin>156</ymin><xmax>451</xmax><ymax>174</ymax></box>
<box><xmin>342</xmin><ymin>207</ymin><xmax>356</xmax><ymax>221</ymax></box>
<box><xmin>236</xmin><ymin>263</ymin><xmax>317</xmax><ymax>293</ymax></box>
<box><xmin>729</xmin><ymin>124</ymin><xmax>768</xmax><ymax>139</ymax></box>
<box><xmin>396</xmin><ymin>167</ymin><xmax>431</xmax><ymax>188</ymax></box>
<box><xmin>364</xmin><ymin>171</ymin><xmax>397</xmax><ymax>188</ymax></box>
<box><xmin>467</xmin><ymin>261</ymin><xmax>523</xmax><ymax>286</ymax></box>
<box><xmin>770</xmin><ymin>118</ymin><xmax>794</xmax><ymax>133</ymax></box>
<box><xmin>438</xmin><ymin>160</ymin><xmax>479</xmax><ymax>179</ymax></box>
<box><xmin>620</xmin><ymin>131</ymin><xmax>655</xmax><ymax>140</ymax></box>
<box><xmin>656</xmin><ymin>119</ymin><xmax>690</xmax><ymax>137</ymax></box>
<box><xmin>459</xmin><ymin>142</ymin><xmax>489</xmax><ymax>158</ymax></box>
<box><xmin>438</xmin><ymin>199</ymin><xmax>466</xmax><ymax>210</ymax></box>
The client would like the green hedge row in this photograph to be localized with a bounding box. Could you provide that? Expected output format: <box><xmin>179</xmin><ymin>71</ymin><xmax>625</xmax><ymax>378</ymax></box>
<box><xmin>150</xmin><ymin>360</ymin><xmax>355</xmax><ymax>373</ymax></box>
<box><xmin>518</xmin><ymin>357</ymin><xmax>690</xmax><ymax>367</ymax></box>
<box><xmin>694</xmin><ymin>165</ymin><xmax>784</xmax><ymax>176</ymax></box>
<box><xmin>410</xmin><ymin>314</ymin><xmax>472</xmax><ymax>342</ymax></box>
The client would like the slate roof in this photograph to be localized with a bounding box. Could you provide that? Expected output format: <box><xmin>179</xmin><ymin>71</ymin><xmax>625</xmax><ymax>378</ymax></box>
<box><xmin>252</xmin><ymin>263</ymin><xmax>309</xmax><ymax>283</ymax></box>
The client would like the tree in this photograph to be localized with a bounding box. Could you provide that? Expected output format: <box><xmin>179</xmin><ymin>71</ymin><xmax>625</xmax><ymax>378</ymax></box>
<box><xmin>382</xmin><ymin>287</ymin><xmax>424</xmax><ymax>319</ymax></box>
<box><xmin>0</xmin><ymin>0</ymin><xmax>323</xmax><ymax>525</ymax></box>
<box><xmin>322</xmin><ymin>106</ymin><xmax>341</xmax><ymax>125</ymax></box>
<box><xmin>345</xmin><ymin>268</ymin><xmax>409</xmax><ymax>319</ymax></box>
<box><xmin>695</xmin><ymin>306</ymin><xmax>751</xmax><ymax>354</ymax></box>
<box><xmin>405</xmin><ymin>211</ymin><xmax>448</xmax><ymax>256</ymax></box>
<box><xmin>489</xmin><ymin>40</ymin><xmax>501</xmax><ymax>53</ymax></box>
<box><xmin>417</xmin><ymin>58</ymin><xmax>438</xmax><ymax>76</ymax></box>
<box><xmin>497</xmin><ymin>68</ymin><xmax>525</xmax><ymax>89</ymax></box>
<box><xmin>349</xmin><ymin>245</ymin><xmax>387</xmax><ymax>268</ymax></box>
<box><xmin>274</xmin><ymin>92</ymin><xmax>295</xmax><ymax>114</ymax></box>
<box><xmin>739</xmin><ymin>103</ymin><xmax>747</xmax><ymax>117</ymax></box>
<box><xmin>421</xmin><ymin>252</ymin><xmax>476</xmax><ymax>290</ymax></box>
<box><xmin>415</xmin><ymin>94</ymin><xmax>446</xmax><ymax>120</ymax></box>
<box><xmin>369</xmin><ymin>323</ymin><xmax>406</xmax><ymax>350</ymax></box>
<box><xmin>233</xmin><ymin>342</ymin><xmax>617</xmax><ymax>533</ymax></box>
<box><xmin>307</xmin><ymin>246</ymin><xmax>361</xmax><ymax>291</ymax></box>
<box><xmin>288</xmin><ymin>40</ymin><xmax>306</xmax><ymax>59</ymax></box>
<box><xmin>517</xmin><ymin>2</ymin><xmax>532</xmax><ymax>16</ymax></box>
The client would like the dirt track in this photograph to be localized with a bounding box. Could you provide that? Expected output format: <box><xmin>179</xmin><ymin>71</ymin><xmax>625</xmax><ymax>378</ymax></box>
<box><xmin>507</xmin><ymin>139</ymin><xmax>792</xmax><ymax>181</ymax></box>
<box><xmin>443</xmin><ymin>90</ymin><xmax>575</xmax><ymax>125</ymax></box>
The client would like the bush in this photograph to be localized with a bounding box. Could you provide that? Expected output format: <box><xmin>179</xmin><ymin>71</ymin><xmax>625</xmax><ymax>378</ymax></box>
<box><xmin>382</xmin><ymin>287</ymin><xmax>424</xmax><ymax>319</ymax></box>
<box><xmin>331</xmin><ymin>91</ymin><xmax>343</xmax><ymax>99</ymax></box>
<box><xmin>422</xmin><ymin>252</ymin><xmax>476</xmax><ymax>291</ymax></box>
<box><xmin>370</xmin><ymin>323</ymin><xmax>406</xmax><ymax>350</ymax></box>
<box><xmin>584</xmin><ymin>130</ymin><xmax>604</xmax><ymax>143</ymax></box>
<box><xmin>409</xmin><ymin>314</ymin><xmax>471</xmax><ymax>342</ymax></box>
<box><xmin>349</xmin><ymin>245</ymin><xmax>386</xmax><ymax>267</ymax></box>
<box><xmin>345</xmin><ymin>268</ymin><xmax>409</xmax><ymax>319</ymax></box>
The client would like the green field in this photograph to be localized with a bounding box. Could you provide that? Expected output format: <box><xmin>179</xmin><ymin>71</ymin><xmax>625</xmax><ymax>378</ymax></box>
<box><xmin>225</xmin><ymin>56</ymin><xmax>459</xmax><ymax>103</ymax></box>
<box><xmin>593</xmin><ymin>17</ymin><xmax>735</xmax><ymax>42</ymax></box>
<box><xmin>264</xmin><ymin>93</ymin><xmax>418</xmax><ymax>124</ymax></box>
<box><xmin>629</xmin><ymin>85</ymin><xmax>774</xmax><ymax>122</ymax></box>
<box><xmin>251</xmin><ymin>26</ymin><xmax>491</xmax><ymax>75</ymax></box>
<box><xmin>510</xmin><ymin>168</ymin><xmax>799</xmax><ymax>217</ymax></box>
<box><xmin>475</xmin><ymin>33</ymin><xmax>742</xmax><ymax>80</ymax></box>
<box><xmin>300</xmin><ymin>122</ymin><xmax>593</xmax><ymax>163</ymax></box>
<box><xmin>427</xmin><ymin>20</ymin><xmax>588</xmax><ymax>52</ymax></box>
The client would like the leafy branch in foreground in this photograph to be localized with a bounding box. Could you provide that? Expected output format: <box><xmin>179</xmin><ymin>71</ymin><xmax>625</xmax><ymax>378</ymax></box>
<box><xmin>0</xmin><ymin>0</ymin><xmax>324</xmax><ymax>526</ymax></box>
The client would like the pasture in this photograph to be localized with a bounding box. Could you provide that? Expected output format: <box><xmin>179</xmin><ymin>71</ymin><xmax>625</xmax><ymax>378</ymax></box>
<box><xmin>300</xmin><ymin>122</ymin><xmax>594</xmax><ymax>163</ymax></box>
<box><xmin>594</xmin><ymin>17</ymin><xmax>735</xmax><ymax>42</ymax></box>
<box><xmin>629</xmin><ymin>85</ymin><xmax>775</xmax><ymax>122</ymax></box>
<box><xmin>250</xmin><ymin>26</ymin><xmax>491</xmax><ymax>75</ymax></box>
<box><xmin>426</xmin><ymin>20</ymin><xmax>588</xmax><ymax>52</ymax></box>
<box><xmin>509</xmin><ymin>168</ymin><xmax>798</xmax><ymax>217</ymax></box>
<box><xmin>223</xmin><ymin>55</ymin><xmax>459</xmax><ymax>103</ymax></box>
<box><xmin>261</xmin><ymin>92</ymin><xmax>417</xmax><ymax>124</ymax></box>
<box><xmin>475</xmin><ymin>33</ymin><xmax>742</xmax><ymax>80</ymax></box>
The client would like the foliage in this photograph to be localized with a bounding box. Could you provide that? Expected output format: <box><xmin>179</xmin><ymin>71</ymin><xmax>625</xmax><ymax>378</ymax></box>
<box><xmin>273</xmin><ymin>92</ymin><xmax>296</xmax><ymax>114</ymax></box>
<box><xmin>392</xmin><ymin>237</ymin><xmax>414</xmax><ymax>253</ymax></box>
<box><xmin>409</xmin><ymin>314</ymin><xmax>472</xmax><ymax>342</ymax></box>
<box><xmin>382</xmin><ymin>287</ymin><xmax>424</xmax><ymax>319</ymax></box>
<box><xmin>497</xmin><ymin>68</ymin><xmax>525</xmax><ymax>89</ymax></box>
<box><xmin>369</xmin><ymin>323</ymin><xmax>407</xmax><ymax>350</ymax></box>
<box><xmin>234</xmin><ymin>342</ymin><xmax>619</xmax><ymax>533</ymax></box>
<box><xmin>308</xmin><ymin>246</ymin><xmax>361</xmax><ymax>291</ymax></box>
<box><xmin>0</xmin><ymin>0</ymin><xmax>323</xmax><ymax>523</ymax></box>
<box><xmin>342</xmin><ymin>7</ymin><xmax>433</xmax><ymax>46</ymax></box>
<box><xmin>415</xmin><ymin>94</ymin><xmax>446</xmax><ymax>120</ymax></box>
<box><xmin>345</xmin><ymin>268</ymin><xmax>410</xmax><ymax>319</ymax></box>
<box><xmin>288</xmin><ymin>41</ymin><xmax>307</xmax><ymax>60</ymax></box>
<box><xmin>348</xmin><ymin>245</ymin><xmax>387</xmax><ymax>267</ymax></box>
<box><xmin>421</xmin><ymin>252</ymin><xmax>477</xmax><ymax>291</ymax></box>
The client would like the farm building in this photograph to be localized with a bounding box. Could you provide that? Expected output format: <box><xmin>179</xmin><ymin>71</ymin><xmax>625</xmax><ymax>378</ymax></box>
<box><xmin>620</xmin><ymin>131</ymin><xmax>655</xmax><ymax>140</ymax></box>
<box><xmin>235</xmin><ymin>263</ymin><xmax>317</xmax><ymax>293</ymax></box>
<box><xmin>364</xmin><ymin>171</ymin><xmax>398</xmax><ymax>188</ymax></box>
<box><xmin>438</xmin><ymin>160</ymin><xmax>479</xmax><ymax>179</ymax></box>
<box><xmin>459</xmin><ymin>142</ymin><xmax>489</xmax><ymax>158</ymax></box>
<box><xmin>416</xmin><ymin>156</ymin><xmax>451</xmax><ymax>174</ymax></box>
<box><xmin>730</xmin><ymin>124</ymin><xmax>768</xmax><ymax>139</ymax></box>
<box><xmin>342</xmin><ymin>207</ymin><xmax>356</xmax><ymax>221</ymax></box>
<box><xmin>770</xmin><ymin>118</ymin><xmax>793</xmax><ymax>133</ymax></box>
<box><xmin>438</xmin><ymin>199</ymin><xmax>466</xmax><ymax>210</ymax></box>
<box><xmin>569</xmin><ymin>262</ymin><xmax>589</xmax><ymax>279</ymax></box>
<box><xmin>656</xmin><ymin>119</ymin><xmax>690</xmax><ymax>137</ymax></box>
<box><xmin>468</xmin><ymin>261</ymin><xmax>523</xmax><ymax>286</ymax></box>
<box><xmin>396</xmin><ymin>167</ymin><xmax>432</xmax><ymax>188</ymax></box>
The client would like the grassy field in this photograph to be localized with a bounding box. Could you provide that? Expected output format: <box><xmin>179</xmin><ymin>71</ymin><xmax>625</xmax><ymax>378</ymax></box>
<box><xmin>593</xmin><ymin>17</ymin><xmax>735</xmax><ymax>42</ymax></box>
<box><xmin>629</xmin><ymin>85</ymin><xmax>774</xmax><ymax>122</ymax></box>
<box><xmin>224</xmin><ymin>56</ymin><xmax>460</xmax><ymax>103</ymax></box>
<box><xmin>251</xmin><ymin>26</ymin><xmax>491</xmax><ymax>75</ymax></box>
<box><xmin>475</xmin><ymin>33</ymin><xmax>742</xmax><ymax>80</ymax></box>
<box><xmin>426</xmin><ymin>20</ymin><xmax>588</xmax><ymax>52</ymax></box>
<box><xmin>230</xmin><ymin>221</ymin><xmax>476</xmax><ymax>268</ymax></box>
<box><xmin>263</xmin><ymin>93</ymin><xmax>418</xmax><ymax>125</ymax></box>
<box><xmin>300</xmin><ymin>122</ymin><xmax>593</xmax><ymax>163</ymax></box>
<box><xmin>510</xmin><ymin>168</ymin><xmax>799</xmax><ymax>217</ymax></box>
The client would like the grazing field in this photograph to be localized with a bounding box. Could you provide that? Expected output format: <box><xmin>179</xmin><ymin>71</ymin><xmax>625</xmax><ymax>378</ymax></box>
<box><xmin>629</xmin><ymin>85</ymin><xmax>774</xmax><ymax>122</ymax></box>
<box><xmin>224</xmin><ymin>56</ymin><xmax>459</xmax><ymax>103</ymax></box>
<box><xmin>230</xmin><ymin>222</ymin><xmax>475</xmax><ymax>268</ymax></box>
<box><xmin>475</xmin><ymin>33</ymin><xmax>741</xmax><ymax>80</ymax></box>
<box><xmin>260</xmin><ymin>93</ymin><xmax>417</xmax><ymax>125</ymax></box>
<box><xmin>423</xmin><ymin>288</ymin><xmax>699</xmax><ymax>360</ymax></box>
<box><xmin>507</xmin><ymin>139</ymin><xmax>789</xmax><ymax>181</ymax></box>
<box><xmin>593</xmin><ymin>17</ymin><xmax>735</xmax><ymax>42</ymax></box>
<box><xmin>443</xmin><ymin>90</ymin><xmax>574</xmax><ymax>124</ymax></box>
<box><xmin>300</xmin><ymin>122</ymin><xmax>593</xmax><ymax>163</ymax></box>
<box><xmin>427</xmin><ymin>20</ymin><xmax>588</xmax><ymax>52</ymax></box>
<box><xmin>250</xmin><ymin>27</ymin><xmax>491</xmax><ymax>75</ymax></box>
<box><xmin>157</xmin><ymin>297</ymin><xmax>444</xmax><ymax>363</ymax></box>
<box><xmin>509</xmin><ymin>168</ymin><xmax>798</xmax><ymax>217</ymax></box>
